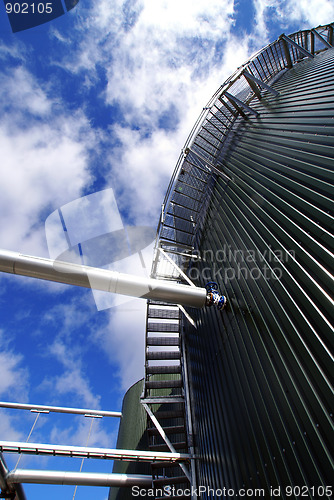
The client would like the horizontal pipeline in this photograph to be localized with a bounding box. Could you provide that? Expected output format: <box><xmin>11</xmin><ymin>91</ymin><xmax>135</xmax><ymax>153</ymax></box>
<box><xmin>6</xmin><ymin>469</ymin><xmax>152</xmax><ymax>487</ymax></box>
<box><xmin>0</xmin><ymin>401</ymin><xmax>121</xmax><ymax>418</ymax></box>
<box><xmin>0</xmin><ymin>441</ymin><xmax>191</xmax><ymax>462</ymax></box>
<box><xmin>0</xmin><ymin>249</ymin><xmax>207</xmax><ymax>308</ymax></box>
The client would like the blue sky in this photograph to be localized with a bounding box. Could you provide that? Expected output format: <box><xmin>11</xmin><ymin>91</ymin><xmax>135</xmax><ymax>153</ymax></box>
<box><xmin>0</xmin><ymin>1</ymin><xmax>333</xmax><ymax>499</ymax></box>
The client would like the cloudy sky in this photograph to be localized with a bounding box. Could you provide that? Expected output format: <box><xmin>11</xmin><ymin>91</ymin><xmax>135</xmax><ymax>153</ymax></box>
<box><xmin>0</xmin><ymin>0</ymin><xmax>333</xmax><ymax>499</ymax></box>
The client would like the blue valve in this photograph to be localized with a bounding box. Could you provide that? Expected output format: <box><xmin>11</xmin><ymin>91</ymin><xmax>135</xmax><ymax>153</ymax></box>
<box><xmin>205</xmin><ymin>282</ymin><xmax>227</xmax><ymax>310</ymax></box>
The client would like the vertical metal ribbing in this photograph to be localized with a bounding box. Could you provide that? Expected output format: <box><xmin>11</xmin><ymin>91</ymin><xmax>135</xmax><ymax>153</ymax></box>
<box><xmin>138</xmin><ymin>21</ymin><xmax>334</xmax><ymax>500</ymax></box>
<box><xmin>184</xmin><ymin>47</ymin><xmax>334</xmax><ymax>496</ymax></box>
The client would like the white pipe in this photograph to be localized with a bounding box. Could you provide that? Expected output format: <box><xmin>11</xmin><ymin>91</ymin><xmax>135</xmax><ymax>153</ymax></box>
<box><xmin>0</xmin><ymin>250</ymin><xmax>207</xmax><ymax>307</ymax></box>
<box><xmin>0</xmin><ymin>441</ymin><xmax>190</xmax><ymax>462</ymax></box>
<box><xmin>0</xmin><ymin>249</ymin><xmax>207</xmax><ymax>308</ymax></box>
<box><xmin>6</xmin><ymin>469</ymin><xmax>152</xmax><ymax>487</ymax></box>
<box><xmin>0</xmin><ymin>401</ymin><xmax>121</xmax><ymax>418</ymax></box>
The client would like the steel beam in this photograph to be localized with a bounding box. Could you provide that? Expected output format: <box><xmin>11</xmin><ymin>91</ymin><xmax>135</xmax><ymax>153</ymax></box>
<box><xmin>242</xmin><ymin>72</ymin><xmax>262</xmax><ymax>99</ymax></box>
<box><xmin>310</xmin><ymin>31</ymin><xmax>315</xmax><ymax>55</ymax></box>
<box><xmin>311</xmin><ymin>28</ymin><xmax>333</xmax><ymax>48</ymax></box>
<box><xmin>243</xmin><ymin>70</ymin><xmax>280</xmax><ymax>97</ymax></box>
<box><xmin>0</xmin><ymin>455</ymin><xmax>26</xmax><ymax>500</ymax></box>
<box><xmin>187</xmin><ymin>147</ymin><xmax>232</xmax><ymax>182</ymax></box>
<box><xmin>328</xmin><ymin>25</ymin><xmax>333</xmax><ymax>46</ymax></box>
<box><xmin>218</xmin><ymin>96</ymin><xmax>238</xmax><ymax>117</ymax></box>
<box><xmin>280</xmin><ymin>34</ymin><xmax>314</xmax><ymax>58</ymax></box>
<box><xmin>0</xmin><ymin>441</ymin><xmax>190</xmax><ymax>462</ymax></box>
<box><xmin>0</xmin><ymin>402</ymin><xmax>121</xmax><ymax>418</ymax></box>
<box><xmin>280</xmin><ymin>36</ymin><xmax>293</xmax><ymax>67</ymax></box>
<box><xmin>141</xmin><ymin>397</ymin><xmax>185</xmax><ymax>404</ymax></box>
<box><xmin>6</xmin><ymin>469</ymin><xmax>152</xmax><ymax>487</ymax></box>
<box><xmin>0</xmin><ymin>455</ymin><xmax>9</xmax><ymax>494</ymax></box>
<box><xmin>157</xmin><ymin>247</ymin><xmax>195</xmax><ymax>287</ymax></box>
<box><xmin>141</xmin><ymin>403</ymin><xmax>191</xmax><ymax>482</ymax></box>
<box><xmin>224</xmin><ymin>92</ymin><xmax>259</xmax><ymax>117</ymax></box>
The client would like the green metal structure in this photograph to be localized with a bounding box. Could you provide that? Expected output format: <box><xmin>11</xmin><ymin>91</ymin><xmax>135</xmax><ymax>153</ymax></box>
<box><xmin>112</xmin><ymin>22</ymin><xmax>334</xmax><ymax>500</ymax></box>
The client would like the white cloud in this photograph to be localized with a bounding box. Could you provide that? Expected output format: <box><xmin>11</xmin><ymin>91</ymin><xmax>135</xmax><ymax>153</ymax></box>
<box><xmin>46</xmin><ymin>0</ymin><xmax>254</xmax><ymax>230</ymax></box>
<box><xmin>0</xmin><ymin>330</ymin><xmax>29</xmax><ymax>400</ymax></box>
<box><xmin>1</xmin><ymin>0</ymin><xmax>332</xmax><ymax>410</ymax></box>
<box><xmin>41</xmin><ymin>298</ymin><xmax>93</xmax><ymax>336</ymax></box>
<box><xmin>94</xmin><ymin>301</ymin><xmax>146</xmax><ymax>390</ymax></box>
<box><xmin>0</xmin><ymin>39</ymin><xmax>27</xmax><ymax>63</ymax></box>
<box><xmin>108</xmin><ymin>126</ymin><xmax>179</xmax><ymax>223</ymax></box>
<box><xmin>37</xmin><ymin>0</ymin><xmax>334</xmax><ymax>394</ymax></box>
<box><xmin>253</xmin><ymin>0</ymin><xmax>334</xmax><ymax>33</ymax></box>
<box><xmin>49</xmin><ymin>368</ymin><xmax>101</xmax><ymax>408</ymax></box>
<box><xmin>38</xmin><ymin>345</ymin><xmax>102</xmax><ymax>415</ymax></box>
<box><xmin>287</xmin><ymin>0</ymin><xmax>334</xmax><ymax>25</ymax></box>
<box><xmin>52</xmin><ymin>0</ymin><xmax>237</xmax><ymax>123</ymax></box>
<box><xmin>100</xmin><ymin>0</ymin><xmax>236</xmax><ymax>125</ymax></box>
<box><xmin>1</xmin><ymin>67</ymin><xmax>52</xmax><ymax>116</ymax></box>
<box><xmin>37</xmin><ymin>298</ymin><xmax>102</xmax><ymax>408</ymax></box>
<box><xmin>49</xmin><ymin>415</ymin><xmax>115</xmax><ymax>448</ymax></box>
<box><xmin>0</xmin><ymin>331</ymin><xmax>29</xmax><ymax>442</ymax></box>
<box><xmin>0</xmin><ymin>67</ymin><xmax>96</xmax><ymax>256</ymax></box>
<box><xmin>0</xmin><ymin>411</ymin><xmax>23</xmax><ymax>442</ymax></box>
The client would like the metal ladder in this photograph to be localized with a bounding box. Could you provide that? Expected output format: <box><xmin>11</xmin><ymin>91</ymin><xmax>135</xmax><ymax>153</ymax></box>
<box><xmin>141</xmin><ymin>300</ymin><xmax>192</xmax><ymax>499</ymax></box>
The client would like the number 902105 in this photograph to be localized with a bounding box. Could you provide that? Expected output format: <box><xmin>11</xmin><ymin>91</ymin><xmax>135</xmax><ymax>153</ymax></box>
<box><xmin>6</xmin><ymin>3</ymin><xmax>53</xmax><ymax>14</ymax></box>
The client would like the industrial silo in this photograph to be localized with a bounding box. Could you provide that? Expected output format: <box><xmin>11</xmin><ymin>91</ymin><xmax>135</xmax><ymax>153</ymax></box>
<box><xmin>139</xmin><ymin>22</ymin><xmax>334</xmax><ymax>499</ymax></box>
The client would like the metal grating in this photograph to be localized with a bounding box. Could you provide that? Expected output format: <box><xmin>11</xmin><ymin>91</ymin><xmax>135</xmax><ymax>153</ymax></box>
<box><xmin>154</xmin><ymin>24</ymin><xmax>334</xmax><ymax>276</ymax></box>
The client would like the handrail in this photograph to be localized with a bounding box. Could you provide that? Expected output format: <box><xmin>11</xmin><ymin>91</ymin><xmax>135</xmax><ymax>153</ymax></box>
<box><xmin>152</xmin><ymin>23</ymin><xmax>334</xmax><ymax>279</ymax></box>
<box><xmin>0</xmin><ymin>401</ymin><xmax>121</xmax><ymax>418</ymax></box>
<box><xmin>0</xmin><ymin>441</ymin><xmax>191</xmax><ymax>462</ymax></box>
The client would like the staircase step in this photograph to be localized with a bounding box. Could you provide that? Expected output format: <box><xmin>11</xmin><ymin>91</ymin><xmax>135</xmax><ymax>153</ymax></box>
<box><xmin>149</xmin><ymin>442</ymin><xmax>187</xmax><ymax>452</ymax></box>
<box><xmin>146</xmin><ymin>351</ymin><xmax>181</xmax><ymax>360</ymax></box>
<box><xmin>141</xmin><ymin>396</ymin><xmax>185</xmax><ymax>404</ymax></box>
<box><xmin>151</xmin><ymin>461</ymin><xmax>181</xmax><ymax>469</ymax></box>
<box><xmin>147</xmin><ymin>323</ymin><xmax>179</xmax><ymax>333</ymax></box>
<box><xmin>147</xmin><ymin>337</ymin><xmax>180</xmax><ymax>346</ymax></box>
<box><xmin>153</xmin><ymin>410</ymin><xmax>184</xmax><ymax>419</ymax></box>
<box><xmin>145</xmin><ymin>380</ymin><xmax>182</xmax><ymax>389</ymax></box>
<box><xmin>147</xmin><ymin>300</ymin><xmax>178</xmax><ymax>306</ymax></box>
<box><xmin>153</xmin><ymin>476</ymin><xmax>189</xmax><ymax>486</ymax></box>
<box><xmin>148</xmin><ymin>309</ymin><xmax>179</xmax><ymax>320</ymax></box>
<box><xmin>146</xmin><ymin>365</ymin><xmax>181</xmax><ymax>375</ymax></box>
<box><xmin>148</xmin><ymin>425</ymin><xmax>186</xmax><ymax>436</ymax></box>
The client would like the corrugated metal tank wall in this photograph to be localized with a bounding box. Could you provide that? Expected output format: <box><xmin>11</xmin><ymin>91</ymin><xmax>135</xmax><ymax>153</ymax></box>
<box><xmin>185</xmin><ymin>48</ymin><xmax>333</xmax><ymax>497</ymax></box>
